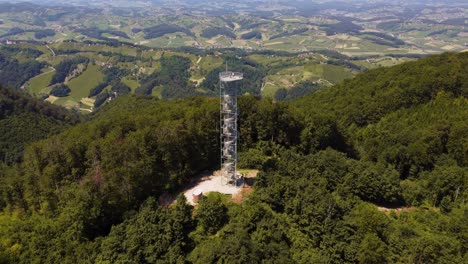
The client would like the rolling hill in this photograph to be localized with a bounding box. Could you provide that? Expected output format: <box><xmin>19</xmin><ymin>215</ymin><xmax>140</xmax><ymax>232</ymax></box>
<box><xmin>2</xmin><ymin>42</ymin><xmax>370</xmax><ymax>111</ymax></box>
<box><xmin>0</xmin><ymin>86</ymin><xmax>80</xmax><ymax>164</ymax></box>
<box><xmin>0</xmin><ymin>52</ymin><xmax>465</xmax><ymax>263</ymax></box>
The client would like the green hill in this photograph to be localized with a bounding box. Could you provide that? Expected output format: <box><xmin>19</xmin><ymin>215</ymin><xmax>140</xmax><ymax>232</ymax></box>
<box><xmin>1</xmin><ymin>42</ymin><xmax>367</xmax><ymax>110</ymax></box>
<box><xmin>0</xmin><ymin>86</ymin><xmax>80</xmax><ymax>164</ymax></box>
<box><xmin>293</xmin><ymin>52</ymin><xmax>467</xmax><ymax>176</ymax></box>
<box><xmin>0</xmin><ymin>52</ymin><xmax>466</xmax><ymax>263</ymax></box>
<box><xmin>294</xmin><ymin>52</ymin><xmax>467</xmax><ymax>126</ymax></box>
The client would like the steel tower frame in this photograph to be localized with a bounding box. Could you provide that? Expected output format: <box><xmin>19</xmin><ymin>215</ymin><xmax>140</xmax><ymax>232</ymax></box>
<box><xmin>219</xmin><ymin>71</ymin><xmax>243</xmax><ymax>186</ymax></box>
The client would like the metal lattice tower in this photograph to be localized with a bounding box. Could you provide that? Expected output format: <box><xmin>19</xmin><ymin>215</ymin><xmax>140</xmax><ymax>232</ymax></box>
<box><xmin>219</xmin><ymin>71</ymin><xmax>243</xmax><ymax>186</ymax></box>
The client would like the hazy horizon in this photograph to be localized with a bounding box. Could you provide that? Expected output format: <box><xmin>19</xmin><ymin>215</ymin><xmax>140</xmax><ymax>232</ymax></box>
<box><xmin>0</xmin><ymin>0</ymin><xmax>466</xmax><ymax>7</ymax></box>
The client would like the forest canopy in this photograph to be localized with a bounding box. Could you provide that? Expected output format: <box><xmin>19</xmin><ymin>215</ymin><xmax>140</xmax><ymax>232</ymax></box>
<box><xmin>0</xmin><ymin>52</ymin><xmax>466</xmax><ymax>263</ymax></box>
<box><xmin>0</xmin><ymin>86</ymin><xmax>80</xmax><ymax>164</ymax></box>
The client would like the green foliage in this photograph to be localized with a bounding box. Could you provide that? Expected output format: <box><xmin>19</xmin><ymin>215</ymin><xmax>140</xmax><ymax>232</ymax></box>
<box><xmin>200</xmin><ymin>27</ymin><xmax>236</xmax><ymax>39</ymax></box>
<box><xmin>377</xmin><ymin>20</ymin><xmax>402</xmax><ymax>31</ymax></box>
<box><xmin>238</xmin><ymin>96</ymin><xmax>302</xmax><ymax>149</ymax></box>
<box><xmin>136</xmin><ymin>55</ymin><xmax>193</xmax><ymax>99</ymax></box>
<box><xmin>358</xmin><ymin>233</ymin><xmax>387</xmax><ymax>264</ymax></box>
<box><xmin>88</xmin><ymin>82</ymin><xmax>108</xmax><ymax>97</ymax></box>
<box><xmin>0</xmin><ymin>52</ymin><xmax>466</xmax><ymax>263</ymax></box>
<box><xmin>356</xmin><ymin>94</ymin><xmax>467</xmax><ymax>178</ymax></box>
<box><xmin>270</xmin><ymin>28</ymin><xmax>308</xmax><ymax>40</ymax></box>
<box><xmin>97</xmin><ymin>196</ymin><xmax>193</xmax><ymax>263</ymax></box>
<box><xmin>135</xmin><ymin>72</ymin><xmax>158</xmax><ymax>95</ymax></box>
<box><xmin>110</xmin><ymin>81</ymin><xmax>131</xmax><ymax>95</ymax></box>
<box><xmin>97</xmin><ymin>51</ymin><xmax>136</xmax><ymax>62</ymax></box>
<box><xmin>50</xmin><ymin>57</ymin><xmax>90</xmax><ymax>86</ymax></box>
<box><xmin>422</xmin><ymin>165</ymin><xmax>467</xmax><ymax>207</ymax></box>
<box><xmin>159</xmin><ymin>55</ymin><xmax>193</xmax><ymax>99</ymax></box>
<box><xmin>293</xmin><ymin>52</ymin><xmax>468</xmax><ymax>127</ymax></box>
<box><xmin>298</xmin><ymin>113</ymin><xmax>347</xmax><ymax>154</ymax></box>
<box><xmin>0</xmin><ymin>86</ymin><xmax>79</xmax><ymax>164</ymax></box>
<box><xmin>93</xmin><ymin>91</ymin><xmax>109</xmax><ymax>108</ymax></box>
<box><xmin>323</xmin><ymin>21</ymin><xmax>363</xmax><ymax>35</ymax></box>
<box><xmin>75</xmin><ymin>28</ymin><xmax>129</xmax><ymax>42</ymax></box>
<box><xmin>275</xmin><ymin>81</ymin><xmax>322</xmax><ymax>101</ymax></box>
<box><xmin>50</xmin><ymin>83</ymin><xmax>71</xmax><ymax>97</ymax></box>
<box><xmin>343</xmin><ymin>161</ymin><xmax>402</xmax><ymax>204</ymax></box>
<box><xmin>90</xmin><ymin>67</ymin><xmax>129</xmax><ymax>97</ymax></box>
<box><xmin>195</xmin><ymin>193</ymin><xmax>228</xmax><ymax>235</ymax></box>
<box><xmin>238</xmin><ymin>147</ymin><xmax>270</xmax><ymax>170</ymax></box>
<box><xmin>362</xmin><ymin>34</ymin><xmax>404</xmax><ymax>48</ymax></box>
<box><xmin>201</xmin><ymin>56</ymin><xmax>267</xmax><ymax>96</ymax></box>
<box><xmin>6</xmin><ymin>96</ymin><xmax>221</xmax><ymax>228</ymax></box>
<box><xmin>0</xmin><ymin>53</ymin><xmax>44</xmax><ymax>89</ymax></box>
<box><xmin>0</xmin><ymin>46</ymin><xmax>43</xmax><ymax>59</ymax></box>
<box><xmin>34</xmin><ymin>29</ymin><xmax>55</xmax><ymax>39</ymax></box>
<box><xmin>189</xmin><ymin>203</ymin><xmax>293</xmax><ymax>264</ymax></box>
<box><xmin>143</xmin><ymin>24</ymin><xmax>194</xmax><ymax>39</ymax></box>
<box><xmin>240</xmin><ymin>31</ymin><xmax>262</xmax><ymax>40</ymax></box>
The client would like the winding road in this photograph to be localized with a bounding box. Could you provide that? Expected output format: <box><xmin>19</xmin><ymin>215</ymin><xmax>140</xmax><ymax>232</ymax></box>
<box><xmin>20</xmin><ymin>67</ymin><xmax>56</xmax><ymax>90</ymax></box>
<box><xmin>46</xmin><ymin>44</ymin><xmax>56</xmax><ymax>57</ymax></box>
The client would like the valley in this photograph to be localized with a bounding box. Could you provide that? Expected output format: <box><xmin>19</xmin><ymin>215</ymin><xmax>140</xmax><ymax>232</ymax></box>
<box><xmin>0</xmin><ymin>1</ymin><xmax>465</xmax><ymax>112</ymax></box>
<box><xmin>0</xmin><ymin>1</ymin><xmax>466</xmax><ymax>55</ymax></box>
<box><xmin>6</xmin><ymin>41</ymin><xmax>366</xmax><ymax>112</ymax></box>
<box><xmin>0</xmin><ymin>0</ymin><xmax>464</xmax><ymax>112</ymax></box>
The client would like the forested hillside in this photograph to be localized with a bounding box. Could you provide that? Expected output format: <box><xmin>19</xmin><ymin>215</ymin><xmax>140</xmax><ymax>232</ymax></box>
<box><xmin>0</xmin><ymin>52</ymin><xmax>466</xmax><ymax>263</ymax></box>
<box><xmin>0</xmin><ymin>86</ymin><xmax>80</xmax><ymax>164</ymax></box>
<box><xmin>0</xmin><ymin>51</ymin><xmax>44</xmax><ymax>89</ymax></box>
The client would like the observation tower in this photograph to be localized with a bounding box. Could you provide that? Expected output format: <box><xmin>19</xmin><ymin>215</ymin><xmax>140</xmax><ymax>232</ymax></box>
<box><xmin>219</xmin><ymin>70</ymin><xmax>243</xmax><ymax>186</ymax></box>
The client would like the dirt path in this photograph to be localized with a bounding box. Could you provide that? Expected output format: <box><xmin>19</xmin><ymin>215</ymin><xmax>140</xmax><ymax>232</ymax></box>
<box><xmin>46</xmin><ymin>45</ymin><xmax>56</xmax><ymax>57</ymax></box>
<box><xmin>264</xmin><ymin>41</ymin><xmax>284</xmax><ymax>46</ymax></box>
<box><xmin>20</xmin><ymin>67</ymin><xmax>55</xmax><ymax>89</ymax></box>
<box><xmin>37</xmin><ymin>67</ymin><xmax>56</xmax><ymax>77</ymax></box>
<box><xmin>318</xmin><ymin>78</ymin><xmax>333</xmax><ymax>86</ymax></box>
<box><xmin>377</xmin><ymin>206</ymin><xmax>416</xmax><ymax>214</ymax></box>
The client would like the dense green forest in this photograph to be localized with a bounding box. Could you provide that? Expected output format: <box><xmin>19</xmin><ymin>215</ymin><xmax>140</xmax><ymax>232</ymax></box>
<box><xmin>240</xmin><ymin>31</ymin><xmax>262</xmax><ymax>40</ymax></box>
<box><xmin>200</xmin><ymin>27</ymin><xmax>236</xmax><ymax>39</ymax></box>
<box><xmin>50</xmin><ymin>83</ymin><xmax>71</xmax><ymax>97</ymax></box>
<box><xmin>0</xmin><ymin>52</ymin><xmax>466</xmax><ymax>263</ymax></box>
<box><xmin>274</xmin><ymin>81</ymin><xmax>322</xmax><ymax>101</ymax></box>
<box><xmin>0</xmin><ymin>86</ymin><xmax>80</xmax><ymax>164</ymax></box>
<box><xmin>200</xmin><ymin>56</ymin><xmax>266</xmax><ymax>96</ymax></box>
<box><xmin>134</xmin><ymin>55</ymin><xmax>194</xmax><ymax>99</ymax></box>
<box><xmin>0</xmin><ymin>52</ymin><xmax>44</xmax><ymax>89</ymax></box>
<box><xmin>143</xmin><ymin>24</ymin><xmax>194</xmax><ymax>39</ymax></box>
<box><xmin>50</xmin><ymin>56</ymin><xmax>89</xmax><ymax>86</ymax></box>
<box><xmin>270</xmin><ymin>28</ymin><xmax>308</xmax><ymax>40</ymax></box>
<box><xmin>74</xmin><ymin>28</ymin><xmax>130</xmax><ymax>42</ymax></box>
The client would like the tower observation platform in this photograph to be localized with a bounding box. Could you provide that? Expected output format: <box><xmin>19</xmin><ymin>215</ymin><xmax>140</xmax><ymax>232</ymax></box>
<box><xmin>219</xmin><ymin>71</ymin><xmax>243</xmax><ymax>186</ymax></box>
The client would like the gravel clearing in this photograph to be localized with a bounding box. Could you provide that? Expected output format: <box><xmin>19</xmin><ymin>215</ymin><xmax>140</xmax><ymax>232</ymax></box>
<box><xmin>183</xmin><ymin>171</ymin><xmax>242</xmax><ymax>205</ymax></box>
